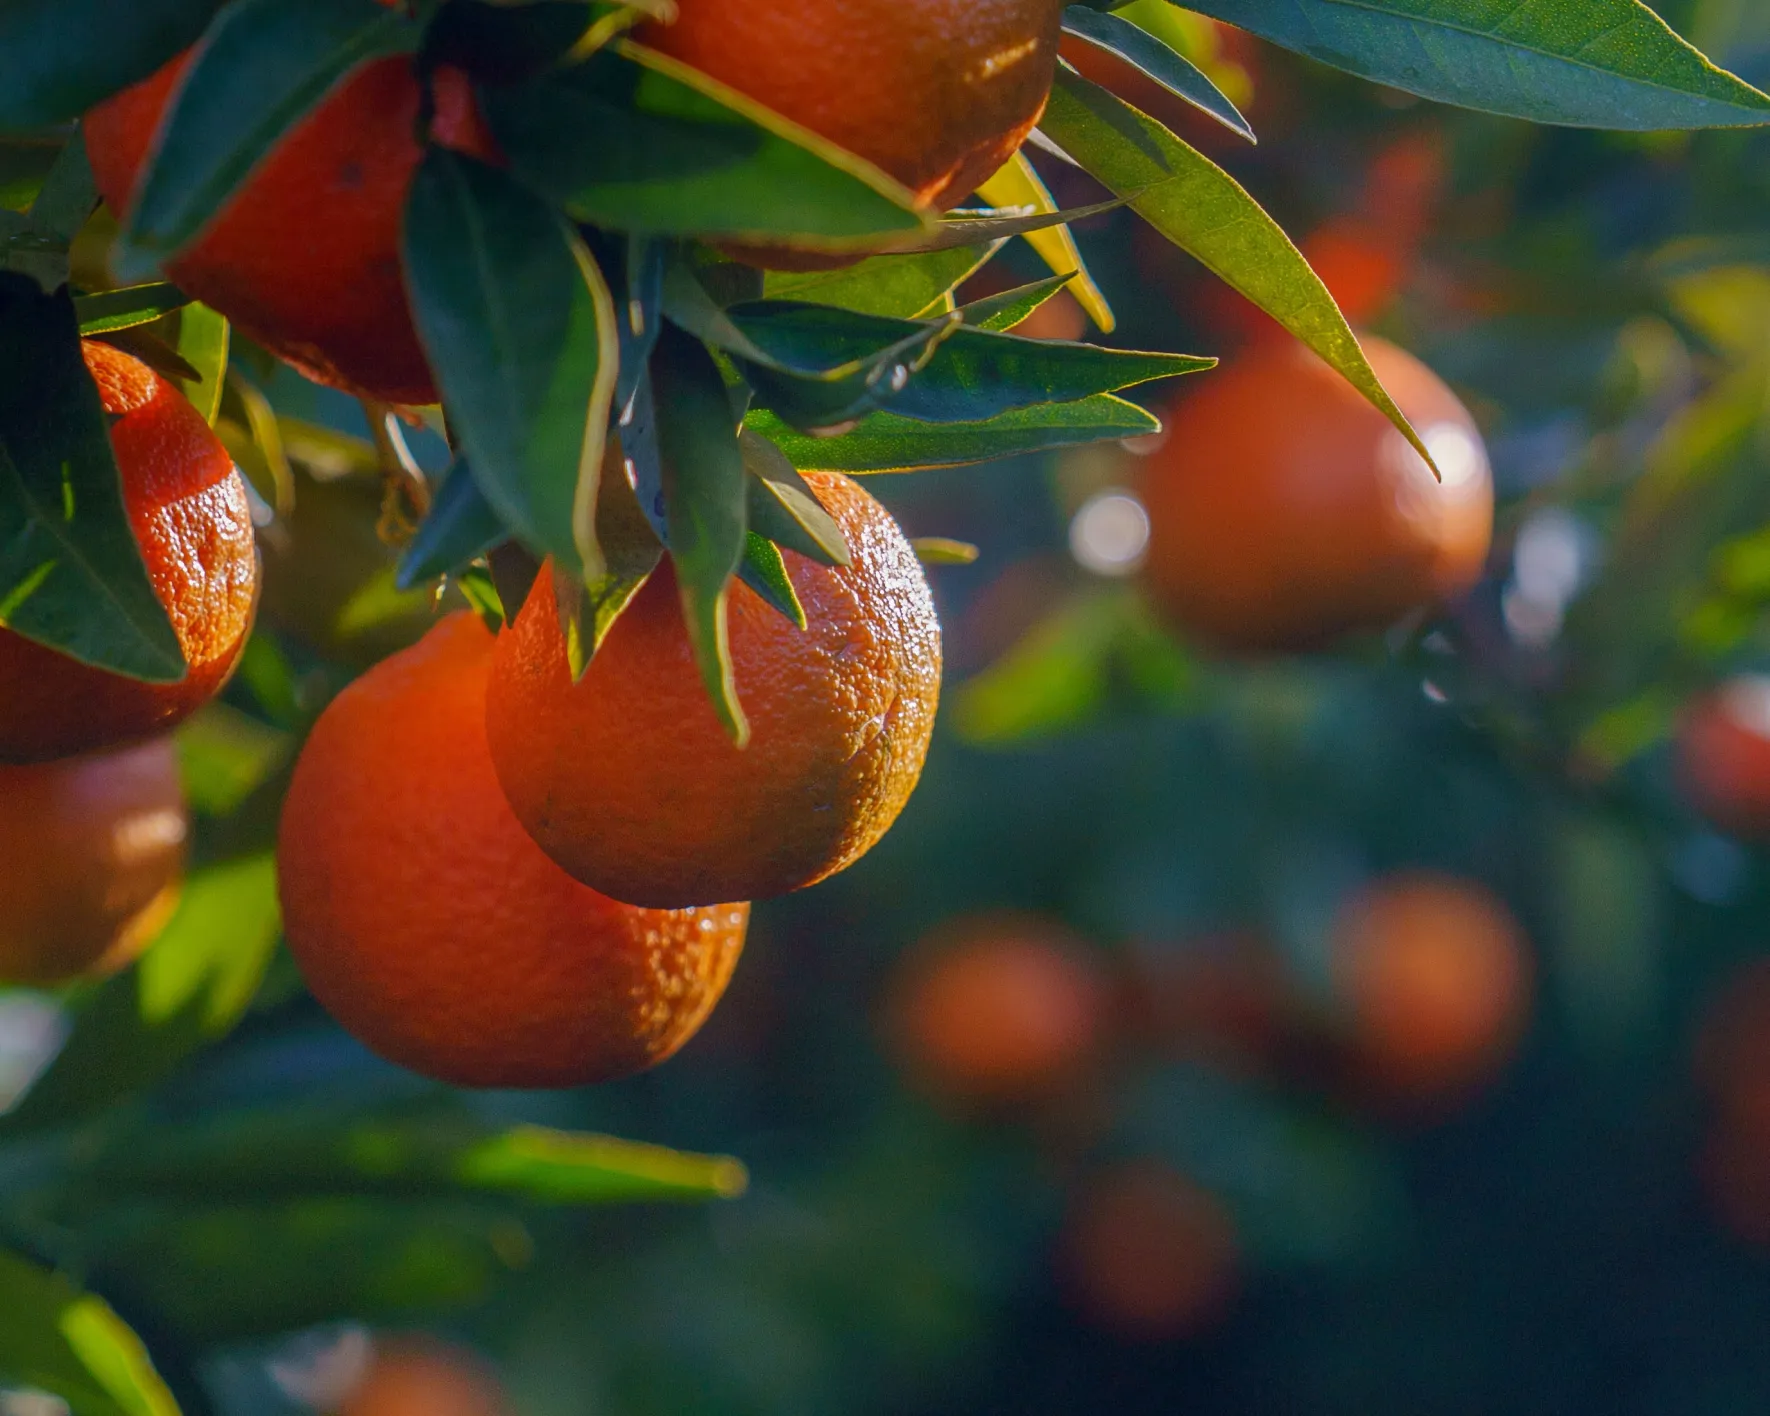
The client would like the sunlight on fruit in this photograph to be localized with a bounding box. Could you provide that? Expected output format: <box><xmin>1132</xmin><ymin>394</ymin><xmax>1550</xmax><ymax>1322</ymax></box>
<box><xmin>1068</xmin><ymin>489</ymin><xmax>1150</xmax><ymax>577</ymax></box>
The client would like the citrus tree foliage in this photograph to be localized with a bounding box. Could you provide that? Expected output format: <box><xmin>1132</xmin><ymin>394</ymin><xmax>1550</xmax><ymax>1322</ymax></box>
<box><xmin>0</xmin><ymin>0</ymin><xmax>1761</xmax><ymax>1402</ymax></box>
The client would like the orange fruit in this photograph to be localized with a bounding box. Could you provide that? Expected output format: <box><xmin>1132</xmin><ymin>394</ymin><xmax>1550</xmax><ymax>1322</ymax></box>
<box><xmin>277</xmin><ymin>613</ymin><xmax>749</xmax><ymax>1089</ymax></box>
<box><xmin>888</xmin><ymin>912</ymin><xmax>1107</xmax><ymax>1104</ymax></box>
<box><xmin>1140</xmin><ymin>336</ymin><xmax>1493</xmax><ymax>652</ymax></box>
<box><xmin>1061</xmin><ymin>1161</ymin><xmax>1240</xmax><ymax>1340</ymax></box>
<box><xmin>485</xmin><ymin>470</ymin><xmax>941</xmax><ymax>909</ymax></box>
<box><xmin>1676</xmin><ymin>677</ymin><xmax>1770</xmax><ymax>838</ymax></box>
<box><xmin>1332</xmin><ymin>872</ymin><xmax>1531</xmax><ymax>1101</ymax></box>
<box><xmin>639</xmin><ymin>0</ymin><xmax>1061</xmax><ymax>213</ymax></box>
<box><xmin>84</xmin><ymin>31</ymin><xmax>493</xmax><ymax>405</ymax></box>
<box><xmin>0</xmin><ymin>737</ymin><xmax>187</xmax><ymax>985</ymax></box>
<box><xmin>0</xmin><ymin>340</ymin><xmax>257</xmax><ymax>764</ymax></box>
<box><xmin>1692</xmin><ymin>960</ymin><xmax>1770</xmax><ymax>1246</ymax></box>
<box><xmin>336</xmin><ymin>1338</ymin><xmax>510</xmax><ymax>1416</ymax></box>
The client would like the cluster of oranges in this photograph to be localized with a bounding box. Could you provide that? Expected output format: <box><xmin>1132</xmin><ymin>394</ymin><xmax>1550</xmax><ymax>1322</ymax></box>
<box><xmin>884</xmin><ymin>875</ymin><xmax>1535</xmax><ymax>1339</ymax></box>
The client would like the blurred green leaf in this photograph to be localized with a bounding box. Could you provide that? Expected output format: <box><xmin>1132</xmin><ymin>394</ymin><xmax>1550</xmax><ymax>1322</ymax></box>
<box><xmin>0</xmin><ymin>0</ymin><xmax>221</xmax><ymax>128</ymax></box>
<box><xmin>123</xmin><ymin>0</ymin><xmax>418</xmax><ymax>255</ymax></box>
<box><xmin>764</xmin><ymin>245</ymin><xmax>998</xmax><ymax>319</ymax></box>
<box><xmin>0</xmin><ymin>1249</ymin><xmax>180</xmax><ymax>1416</ymax></box>
<box><xmin>405</xmin><ymin>149</ymin><xmax>617</xmax><ymax>584</ymax></box>
<box><xmin>4</xmin><ymin>855</ymin><xmax>281</xmax><ymax>1132</ymax></box>
<box><xmin>397</xmin><ymin>459</ymin><xmax>507</xmax><ymax>588</ymax></box>
<box><xmin>26</xmin><ymin>132</ymin><xmax>96</xmax><ymax>244</ymax></box>
<box><xmin>1180</xmin><ymin>0</ymin><xmax>1770</xmax><ymax>129</ymax></box>
<box><xmin>1061</xmin><ymin>5</ymin><xmax>1256</xmax><ymax>141</ymax></box>
<box><xmin>174</xmin><ymin>703</ymin><xmax>292</xmax><ymax>817</ymax></box>
<box><xmin>0</xmin><ymin>277</ymin><xmax>186</xmax><ymax>683</ymax></box>
<box><xmin>911</xmin><ymin>537</ymin><xmax>981</xmax><ymax>566</ymax></box>
<box><xmin>74</xmin><ymin>284</ymin><xmax>190</xmax><ymax>337</ymax></box>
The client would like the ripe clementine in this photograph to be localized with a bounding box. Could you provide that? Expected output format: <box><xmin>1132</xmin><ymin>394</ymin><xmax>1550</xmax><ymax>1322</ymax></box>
<box><xmin>1061</xmin><ymin>1161</ymin><xmax>1240</xmax><ymax>1340</ymax></box>
<box><xmin>277</xmin><ymin>613</ymin><xmax>749</xmax><ymax>1089</ymax></box>
<box><xmin>0</xmin><ymin>737</ymin><xmax>187</xmax><ymax>986</ymax></box>
<box><xmin>485</xmin><ymin>470</ymin><xmax>941</xmax><ymax>909</ymax></box>
<box><xmin>336</xmin><ymin>1338</ymin><xmax>510</xmax><ymax>1416</ymax></box>
<box><xmin>887</xmin><ymin>912</ymin><xmax>1107</xmax><ymax>1105</ymax></box>
<box><xmin>1676</xmin><ymin>677</ymin><xmax>1770</xmax><ymax>838</ymax></box>
<box><xmin>1332</xmin><ymin>872</ymin><xmax>1532</xmax><ymax>1101</ymax></box>
<box><xmin>84</xmin><ymin>27</ymin><xmax>493</xmax><ymax>405</ymax></box>
<box><xmin>639</xmin><ymin>0</ymin><xmax>1060</xmax><ymax>213</ymax></box>
<box><xmin>1140</xmin><ymin>336</ymin><xmax>1493</xmax><ymax>652</ymax></box>
<box><xmin>0</xmin><ymin>340</ymin><xmax>257</xmax><ymax>764</ymax></box>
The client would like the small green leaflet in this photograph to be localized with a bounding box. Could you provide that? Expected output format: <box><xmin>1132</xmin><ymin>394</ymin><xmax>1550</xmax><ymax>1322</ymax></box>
<box><xmin>741</xmin><ymin>429</ymin><xmax>851</xmax><ymax>565</ymax></box>
<box><xmin>0</xmin><ymin>0</ymin><xmax>221</xmax><ymax>128</ymax></box>
<box><xmin>404</xmin><ymin>149</ymin><xmax>617</xmax><ymax>585</ymax></box>
<box><xmin>0</xmin><ymin>278</ymin><xmax>185</xmax><ymax>683</ymax></box>
<box><xmin>75</xmin><ymin>283</ymin><xmax>191</xmax><ymax>336</ymax></box>
<box><xmin>957</xmin><ymin>273</ymin><xmax>1075</xmax><ymax>332</ymax></box>
<box><xmin>1061</xmin><ymin>5</ymin><xmax>1255</xmax><ymax>142</ymax></box>
<box><xmin>764</xmin><ymin>245</ymin><xmax>1000</xmax><ymax>319</ymax></box>
<box><xmin>738</xmin><ymin>531</ymin><xmax>807</xmax><ymax>628</ymax></box>
<box><xmin>397</xmin><ymin>459</ymin><xmax>508</xmax><ymax>587</ymax></box>
<box><xmin>124</xmin><ymin>0</ymin><xmax>419</xmax><ymax>255</ymax></box>
<box><xmin>1179</xmin><ymin>0</ymin><xmax>1770</xmax><ymax>130</ymax></box>
<box><xmin>555</xmin><ymin>450</ymin><xmax>663</xmax><ymax>674</ymax></box>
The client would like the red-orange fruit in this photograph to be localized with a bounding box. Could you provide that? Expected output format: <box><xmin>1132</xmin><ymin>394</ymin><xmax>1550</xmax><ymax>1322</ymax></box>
<box><xmin>337</xmin><ymin>1339</ymin><xmax>511</xmax><ymax>1416</ymax></box>
<box><xmin>0</xmin><ymin>737</ymin><xmax>187</xmax><ymax>985</ymax></box>
<box><xmin>1061</xmin><ymin>1161</ymin><xmax>1240</xmax><ymax>1340</ymax></box>
<box><xmin>1332</xmin><ymin>872</ymin><xmax>1532</xmax><ymax>1101</ymax></box>
<box><xmin>638</xmin><ymin>0</ymin><xmax>1061</xmax><ymax>212</ymax></box>
<box><xmin>486</xmin><ymin>470</ymin><xmax>941</xmax><ymax>910</ymax></box>
<box><xmin>1140</xmin><ymin>335</ymin><xmax>1493</xmax><ymax>652</ymax></box>
<box><xmin>888</xmin><ymin>912</ymin><xmax>1107</xmax><ymax>1104</ymax></box>
<box><xmin>84</xmin><ymin>35</ymin><xmax>492</xmax><ymax>405</ymax></box>
<box><xmin>0</xmin><ymin>340</ymin><xmax>257</xmax><ymax>764</ymax></box>
<box><xmin>277</xmin><ymin>613</ymin><xmax>749</xmax><ymax>1089</ymax></box>
<box><xmin>1676</xmin><ymin>677</ymin><xmax>1770</xmax><ymax>838</ymax></box>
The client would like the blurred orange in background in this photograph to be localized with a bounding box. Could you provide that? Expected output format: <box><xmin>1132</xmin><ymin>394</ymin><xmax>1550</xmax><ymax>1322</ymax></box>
<box><xmin>334</xmin><ymin>1336</ymin><xmax>512</xmax><ymax>1416</ymax></box>
<box><xmin>1676</xmin><ymin>676</ymin><xmax>1770</xmax><ymax>839</ymax></box>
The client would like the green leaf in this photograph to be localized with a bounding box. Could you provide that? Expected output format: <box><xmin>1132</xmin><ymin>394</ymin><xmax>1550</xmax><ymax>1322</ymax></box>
<box><xmin>175</xmin><ymin>703</ymin><xmax>292</xmax><ymax>817</ymax></box>
<box><xmin>481</xmin><ymin>43</ymin><xmax>931</xmax><ymax>247</ymax></box>
<box><xmin>27</xmin><ymin>132</ymin><xmax>98</xmax><ymax>244</ymax></box>
<box><xmin>422</xmin><ymin>0</ymin><xmax>600</xmax><ymax>84</ymax></box>
<box><xmin>1041</xmin><ymin>67</ymin><xmax>1431</xmax><ymax>466</ymax></box>
<box><xmin>764</xmin><ymin>245</ymin><xmax>999</xmax><ymax>319</ymax></box>
<box><xmin>741</xmin><ymin>429</ymin><xmax>851</xmax><ymax>566</ymax></box>
<box><xmin>0</xmin><ymin>1250</ymin><xmax>180</xmax><ymax>1416</ymax></box>
<box><xmin>732</xmin><ymin>310</ymin><xmax>966</xmax><ymax>433</ymax></box>
<box><xmin>974</xmin><ymin>153</ymin><xmax>1114</xmax><ymax>331</ymax></box>
<box><xmin>1061</xmin><ymin>5</ymin><xmax>1255</xmax><ymax>142</ymax></box>
<box><xmin>911</xmin><ymin>537</ymin><xmax>981</xmax><ymax>566</ymax></box>
<box><xmin>0</xmin><ymin>0</ymin><xmax>221</xmax><ymax>128</ymax></box>
<box><xmin>956</xmin><ymin>273</ymin><xmax>1075</xmax><ymax>332</ymax></box>
<box><xmin>738</xmin><ymin>531</ymin><xmax>806</xmax><ymax>628</ymax></box>
<box><xmin>652</xmin><ymin>325</ymin><xmax>749</xmax><ymax>742</ymax></box>
<box><xmin>746</xmin><ymin>394</ymin><xmax>1161</xmax><ymax>472</ymax></box>
<box><xmin>553</xmin><ymin>450</ymin><xmax>663</xmax><ymax>672</ymax></box>
<box><xmin>404</xmin><ymin>148</ymin><xmax>617</xmax><ymax>584</ymax></box>
<box><xmin>74</xmin><ymin>283</ymin><xmax>191</xmax><ymax>336</ymax></box>
<box><xmin>723</xmin><ymin>299</ymin><xmax>1210</xmax><ymax>424</ymax></box>
<box><xmin>396</xmin><ymin>459</ymin><xmax>507</xmax><ymax>588</ymax></box>
<box><xmin>3</xmin><ymin>855</ymin><xmax>281</xmax><ymax>1132</ymax></box>
<box><xmin>124</xmin><ymin>0</ymin><xmax>419</xmax><ymax>255</ymax></box>
<box><xmin>1179</xmin><ymin>0</ymin><xmax>1770</xmax><ymax>130</ymax></box>
<box><xmin>0</xmin><ymin>277</ymin><xmax>185</xmax><ymax>684</ymax></box>
<box><xmin>169</xmin><ymin>303</ymin><xmax>228</xmax><ymax>424</ymax></box>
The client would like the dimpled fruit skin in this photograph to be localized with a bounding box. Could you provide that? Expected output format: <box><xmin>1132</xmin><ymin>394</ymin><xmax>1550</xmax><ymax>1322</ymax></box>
<box><xmin>0</xmin><ymin>737</ymin><xmax>188</xmax><ymax>986</ymax></box>
<box><xmin>84</xmin><ymin>49</ymin><xmax>490</xmax><ymax>405</ymax></box>
<box><xmin>487</xmin><ymin>471</ymin><xmax>942</xmax><ymax>909</ymax></box>
<box><xmin>639</xmin><ymin>0</ymin><xmax>1061</xmax><ymax>210</ymax></box>
<box><xmin>0</xmin><ymin>341</ymin><xmax>257</xmax><ymax>764</ymax></box>
<box><xmin>277</xmin><ymin>614</ymin><xmax>748</xmax><ymax>1089</ymax></box>
<box><xmin>1140</xmin><ymin>336</ymin><xmax>1493</xmax><ymax>652</ymax></box>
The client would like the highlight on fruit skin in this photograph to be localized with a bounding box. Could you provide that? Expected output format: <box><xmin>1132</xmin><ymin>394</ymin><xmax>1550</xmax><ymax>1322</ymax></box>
<box><xmin>0</xmin><ymin>737</ymin><xmax>188</xmax><ymax>987</ymax></box>
<box><xmin>277</xmin><ymin>614</ymin><xmax>749</xmax><ymax>1090</ymax></box>
<box><xmin>486</xmin><ymin>470</ymin><xmax>941</xmax><ymax>910</ymax></box>
<box><xmin>0</xmin><ymin>340</ymin><xmax>258</xmax><ymax>765</ymax></box>
<box><xmin>1139</xmin><ymin>336</ymin><xmax>1493</xmax><ymax>653</ymax></box>
<box><xmin>1676</xmin><ymin>676</ymin><xmax>1770</xmax><ymax>839</ymax></box>
<box><xmin>886</xmin><ymin>911</ymin><xmax>1109</xmax><ymax>1106</ymax></box>
<box><xmin>1330</xmin><ymin>871</ymin><xmax>1533</xmax><ymax>1104</ymax></box>
<box><xmin>332</xmin><ymin>1335</ymin><xmax>513</xmax><ymax>1416</ymax></box>
<box><xmin>1060</xmin><ymin>1160</ymin><xmax>1241</xmax><ymax>1341</ymax></box>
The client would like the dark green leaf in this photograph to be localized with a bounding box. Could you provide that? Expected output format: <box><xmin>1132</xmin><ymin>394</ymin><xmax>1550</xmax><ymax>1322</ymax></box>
<box><xmin>957</xmin><ymin>273</ymin><xmax>1074</xmax><ymax>332</ymax></box>
<box><xmin>0</xmin><ymin>0</ymin><xmax>221</xmax><ymax>129</ymax></box>
<box><xmin>738</xmin><ymin>531</ymin><xmax>806</xmax><ymax>628</ymax></box>
<box><xmin>586</xmin><ymin>231</ymin><xmax>665</xmax><ymax>415</ymax></box>
<box><xmin>396</xmin><ymin>459</ymin><xmax>507</xmax><ymax>587</ymax></box>
<box><xmin>0</xmin><ymin>277</ymin><xmax>185</xmax><ymax>682</ymax></box>
<box><xmin>1061</xmin><ymin>5</ymin><xmax>1255</xmax><ymax>141</ymax></box>
<box><xmin>652</xmin><ymin>324</ymin><xmax>748</xmax><ymax>741</ymax></box>
<box><xmin>735</xmin><ymin>311</ymin><xmax>965</xmax><ymax>433</ymax></box>
<box><xmin>481</xmin><ymin>44</ymin><xmax>930</xmax><ymax>246</ymax></box>
<box><xmin>124</xmin><ymin>0</ymin><xmax>419</xmax><ymax>255</ymax></box>
<box><xmin>3</xmin><ymin>854</ymin><xmax>281</xmax><ymax>1133</ymax></box>
<box><xmin>1041</xmin><ymin>67</ymin><xmax>1430</xmax><ymax>465</ymax></box>
<box><xmin>422</xmin><ymin>0</ymin><xmax>598</xmax><ymax>83</ymax></box>
<box><xmin>1181</xmin><ymin>0</ymin><xmax>1770</xmax><ymax>129</ymax></box>
<box><xmin>75</xmin><ymin>283</ymin><xmax>190</xmax><ymax>336</ymax></box>
<box><xmin>741</xmin><ymin>429</ymin><xmax>850</xmax><ymax>566</ymax></box>
<box><xmin>764</xmin><ymin>245</ymin><xmax>999</xmax><ymax>319</ymax></box>
<box><xmin>27</xmin><ymin>132</ymin><xmax>97</xmax><ymax>242</ymax></box>
<box><xmin>746</xmin><ymin>394</ymin><xmax>1161</xmax><ymax>472</ymax></box>
<box><xmin>404</xmin><ymin>149</ymin><xmax>617</xmax><ymax>584</ymax></box>
<box><xmin>554</xmin><ymin>450</ymin><xmax>663</xmax><ymax>672</ymax></box>
<box><xmin>0</xmin><ymin>1249</ymin><xmax>181</xmax><ymax>1416</ymax></box>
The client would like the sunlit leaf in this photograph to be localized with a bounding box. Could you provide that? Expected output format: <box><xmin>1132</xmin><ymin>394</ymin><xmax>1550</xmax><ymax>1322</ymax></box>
<box><xmin>1061</xmin><ymin>5</ymin><xmax>1256</xmax><ymax>142</ymax></box>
